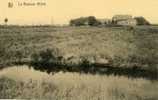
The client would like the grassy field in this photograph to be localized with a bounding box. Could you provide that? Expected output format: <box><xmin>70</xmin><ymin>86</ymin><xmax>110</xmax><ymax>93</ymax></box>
<box><xmin>0</xmin><ymin>26</ymin><xmax>158</xmax><ymax>99</ymax></box>
<box><xmin>0</xmin><ymin>66</ymin><xmax>157</xmax><ymax>100</ymax></box>
<box><xmin>0</xmin><ymin>26</ymin><xmax>158</xmax><ymax>75</ymax></box>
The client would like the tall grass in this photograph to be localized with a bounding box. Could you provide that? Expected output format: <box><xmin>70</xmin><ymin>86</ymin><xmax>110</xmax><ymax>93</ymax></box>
<box><xmin>0</xmin><ymin>26</ymin><xmax>158</xmax><ymax>78</ymax></box>
<box><xmin>29</xmin><ymin>48</ymin><xmax>157</xmax><ymax>79</ymax></box>
<box><xmin>0</xmin><ymin>68</ymin><xmax>157</xmax><ymax>100</ymax></box>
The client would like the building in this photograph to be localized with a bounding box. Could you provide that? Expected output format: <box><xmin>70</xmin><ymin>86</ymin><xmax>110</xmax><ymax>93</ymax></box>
<box><xmin>112</xmin><ymin>15</ymin><xmax>137</xmax><ymax>26</ymax></box>
<box><xmin>117</xmin><ymin>18</ymin><xmax>137</xmax><ymax>26</ymax></box>
<box><xmin>112</xmin><ymin>15</ymin><xmax>132</xmax><ymax>23</ymax></box>
<box><xmin>112</xmin><ymin>15</ymin><xmax>150</xmax><ymax>26</ymax></box>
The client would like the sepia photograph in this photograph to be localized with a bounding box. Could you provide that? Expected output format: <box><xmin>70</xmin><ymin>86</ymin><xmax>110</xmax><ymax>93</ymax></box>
<box><xmin>0</xmin><ymin>0</ymin><xmax>158</xmax><ymax>99</ymax></box>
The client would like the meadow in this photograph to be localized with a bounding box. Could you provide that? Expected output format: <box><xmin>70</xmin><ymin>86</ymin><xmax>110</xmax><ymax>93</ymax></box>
<box><xmin>0</xmin><ymin>66</ymin><xmax>157</xmax><ymax>100</ymax></box>
<box><xmin>0</xmin><ymin>25</ymin><xmax>157</xmax><ymax>78</ymax></box>
<box><xmin>0</xmin><ymin>25</ymin><xmax>158</xmax><ymax>99</ymax></box>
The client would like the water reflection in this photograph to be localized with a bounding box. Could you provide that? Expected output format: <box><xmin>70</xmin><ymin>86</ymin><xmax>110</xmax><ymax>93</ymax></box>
<box><xmin>0</xmin><ymin>65</ymin><xmax>51</xmax><ymax>81</ymax></box>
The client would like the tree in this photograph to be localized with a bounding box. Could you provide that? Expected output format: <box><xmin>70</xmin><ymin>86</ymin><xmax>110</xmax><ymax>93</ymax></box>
<box><xmin>69</xmin><ymin>16</ymin><xmax>101</xmax><ymax>26</ymax></box>
<box><xmin>88</xmin><ymin>16</ymin><xmax>97</xmax><ymax>26</ymax></box>
<box><xmin>69</xmin><ymin>17</ymin><xmax>86</xmax><ymax>26</ymax></box>
<box><xmin>70</xmin><ymin>19</ymin><xmax>75</xmax><ymax>26</ymax></box>
<box><xmin>4</xmin><ymin>18</ymin><xmax>8</xmax><ymax>25</ymax></box>
<box><xmin>134</xmin><ymin>17</ymin><xmax>150</xmax><ymax>25</ymax></box>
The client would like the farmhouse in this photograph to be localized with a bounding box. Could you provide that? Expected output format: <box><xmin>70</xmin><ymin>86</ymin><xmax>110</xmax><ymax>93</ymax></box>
<box><xmin>112</xmin><ymin>15</ymin><xmax>150</xmax><ymax>26</ymax></box>
<box><xmin>112</xmin><ymin>15</ymin><xmax>132</xmax><ymax>22</ymax></box>
<box><xmin>117</xmin><ymin>18</ymin><xmax>137</xmax><ymax>26</ymax></box>
<box><xmin>112</xmin><ymin>15</ymin><xmax>137</xmax><ymax>26</ymax></box>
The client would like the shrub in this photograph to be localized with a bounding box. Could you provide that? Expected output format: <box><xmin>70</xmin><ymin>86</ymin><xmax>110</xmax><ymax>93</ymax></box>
<box><xmin>30</xmin><ymin>48</ymin><xmax>62</xmax><ymax>73</ymax></box>
<box><xmin>78</xmin><ymin>57</ymin><xmax>93</xmax><ymax>73</ymax></box>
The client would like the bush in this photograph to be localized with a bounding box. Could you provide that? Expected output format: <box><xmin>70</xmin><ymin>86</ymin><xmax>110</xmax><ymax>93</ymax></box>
<box><xmin>30</xmin><ymin>48</ymin><xmax>62</xmax><ymax>73</ymax></box>
<box><xmin>78</xmin><ymin>57</ymin><xmax>93</xmax><ymax>73</ymax></box>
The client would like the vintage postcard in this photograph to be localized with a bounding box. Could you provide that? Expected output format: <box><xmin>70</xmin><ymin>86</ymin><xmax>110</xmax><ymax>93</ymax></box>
<box><xmin>0</xmin><ymin>0</ymin><xmax>157</xmax><ymax>99</ymax></box>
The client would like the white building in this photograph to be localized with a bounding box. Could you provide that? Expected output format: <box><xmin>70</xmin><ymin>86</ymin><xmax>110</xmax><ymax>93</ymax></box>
<box><xmin>112</xmin><ymin>15</ymin><xmax>137</xmax><ymax>26</ymax></box>
<box><xmin>117</xmin><ymin>18</ymin><xmax>137</xmax><ymax>26</ymax></box>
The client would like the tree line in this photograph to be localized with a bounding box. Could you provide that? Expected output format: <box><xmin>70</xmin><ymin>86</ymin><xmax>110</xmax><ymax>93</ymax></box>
<box><xmin>69</xmin><ymin>16</ymin><xmax>151</xmax><ymax>26</ymax></box>
<box><xmin>70</xmin><ymin>16</ymin><xmax>102</xmax><ymax>26</ymax></box>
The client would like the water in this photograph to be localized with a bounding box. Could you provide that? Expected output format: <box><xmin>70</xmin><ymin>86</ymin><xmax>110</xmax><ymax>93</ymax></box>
<box><xmin>0</xmin><ymin>65</ymin><xmax>51</xmax><ymax>81</ymax></box>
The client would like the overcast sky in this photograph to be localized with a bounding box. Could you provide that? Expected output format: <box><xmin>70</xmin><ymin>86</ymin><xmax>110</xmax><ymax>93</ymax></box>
<box><xmin>0</xmin><ymin>0</ymin><xmax>158</xmax><ymax>25</ymax></box>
